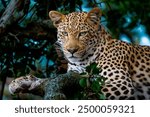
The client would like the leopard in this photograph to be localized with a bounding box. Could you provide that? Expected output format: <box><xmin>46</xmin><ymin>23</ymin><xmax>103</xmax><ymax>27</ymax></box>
<box><xmin>49</xmin><ymin>7</ymin><xmax>150</xmax><ymax>100</ymax></box>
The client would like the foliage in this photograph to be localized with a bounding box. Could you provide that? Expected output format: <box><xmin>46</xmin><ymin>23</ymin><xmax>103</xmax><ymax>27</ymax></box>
<box><xmin>101</xmin><ymin>0</ymin><xmax>150</xmax><ymax>43</ymax></box>
<box><xmin>78</xmin><ymin>63</ymin><xmax>106</xmax><ymax>100</ymax></box>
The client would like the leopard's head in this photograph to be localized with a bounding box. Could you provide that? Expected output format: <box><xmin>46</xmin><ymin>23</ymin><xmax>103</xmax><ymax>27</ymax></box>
<box><xmin>49</xmin><ymin>8</ymin><xmax>101</xmax><ymax>63</ymax></box>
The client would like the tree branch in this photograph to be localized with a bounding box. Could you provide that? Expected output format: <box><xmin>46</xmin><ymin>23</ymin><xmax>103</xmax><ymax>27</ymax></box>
<box><xmin>8</xmin><ymin>72</ymin><xmax>82</xmax><ymax>100</ymax></box>
<box><xmin>0</xmin><ymin>0</ymin><xmax>30</xmax><ymax>36</ymax></box>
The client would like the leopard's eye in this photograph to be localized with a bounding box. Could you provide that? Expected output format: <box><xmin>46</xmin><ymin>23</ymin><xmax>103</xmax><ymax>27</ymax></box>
<box><xmin>79</xmin><ymin>31</ymin><xmax>87</xmax><ymax>36</ymax></box>
<box><xmin>62</xmin><ymin>31</ymin><xmax>68</xmax><ymax>36</ymax></box>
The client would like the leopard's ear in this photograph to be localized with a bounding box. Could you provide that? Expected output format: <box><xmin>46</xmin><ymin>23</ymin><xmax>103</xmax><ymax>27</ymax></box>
<box><xmin>49</xmin><ymin>11</ymin><xmax>65</xmax><ymax>27</ymax></box>
<box><xmin>86</xmin><ymin>7</ymin><xmax>102</xmax><ymax>29</ymax></box>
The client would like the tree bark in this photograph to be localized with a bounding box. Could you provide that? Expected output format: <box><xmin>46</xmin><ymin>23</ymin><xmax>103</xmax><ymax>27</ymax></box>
<box><xmin>0</xmin><ymin>0</ymin><xmax>30</xmax><ymax>36</ymax></box>
<box><xmin>8</xmin><ymin>72</ymin><xmax>82</xmax><ymax>100</ymax></box>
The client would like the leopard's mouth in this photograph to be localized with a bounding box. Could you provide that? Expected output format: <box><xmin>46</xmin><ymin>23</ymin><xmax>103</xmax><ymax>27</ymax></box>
<box><xmin>63</xmin><ymin>53</ymin><xmax>78</xmax><ymax>63</ymax></box>
<box><xmin>69</xmin><ymin>55</ymin><xmax>77</xmax><ymax>58</ymax></box>
<box><xmin>68</xmin><ymin>51</ymin><xmax>86</xmax><ymax>59</ymax></box>
<box><xmin>64</xmin><ymin>49</ymin><xmax>87</xmax><ymax>61</ymax></box>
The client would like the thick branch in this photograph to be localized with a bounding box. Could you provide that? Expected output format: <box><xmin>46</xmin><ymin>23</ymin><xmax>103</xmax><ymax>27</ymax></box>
<box><xmin>0</xmin><ymin>20</ymin><xmax>57</xmax><ymax>52</ymax></box>
<box><xmin>0</xmin><ymin>0</ymin><xmax>30</xmax><ymax>36</ymax></box>
<box><xmin>8</xmin><ymin>72</ymin><xmax>82</xmax><ymax>99</ymax></box>
<box><xmin>15</xmin><ymin>20</ymin><xmax>57</xmax><ymax>42</ymax></box>
<box><xmin>44</xmin><ymin>72</ymin><xmax>81</xmax><ymax>100</ymax></box>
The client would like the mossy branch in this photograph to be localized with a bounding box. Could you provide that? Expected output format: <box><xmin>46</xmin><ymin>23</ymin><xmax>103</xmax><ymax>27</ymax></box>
<box><xmin>9</xmin><ymin>72</ymin><xmax>82</xmax><ymax>100</ymax></box>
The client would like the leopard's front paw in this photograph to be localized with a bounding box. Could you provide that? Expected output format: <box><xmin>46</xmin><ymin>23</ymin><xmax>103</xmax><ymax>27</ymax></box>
<box><xmin>8</xmin><ymin>74</ymin><xmax>44</xmax><ymax>95</ymax></box>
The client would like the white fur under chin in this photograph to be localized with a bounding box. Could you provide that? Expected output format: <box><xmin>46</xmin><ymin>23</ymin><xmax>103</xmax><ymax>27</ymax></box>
<box><xmin>67</xmin><ymin>63</ymin><xmax>86</xmax><ymax>73</ymax></box>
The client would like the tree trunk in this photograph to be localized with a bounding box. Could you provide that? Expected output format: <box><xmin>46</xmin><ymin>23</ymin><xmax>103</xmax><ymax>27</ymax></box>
<box><xmin>0</xmin><ymin>0</ymin><xmax>30</xmax><ymax>36</ymax></box>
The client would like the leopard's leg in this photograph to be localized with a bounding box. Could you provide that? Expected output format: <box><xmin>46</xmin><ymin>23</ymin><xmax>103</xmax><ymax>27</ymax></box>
<box><xmin>9</xmin><ymin>75</ymin><xmax>46</xmax><ymax>96</ymax></box>
<box><xmin>100</xmin><ymin>69</ymin><xmax>136</xmax><ymax>100</ymax></box>
<box><xmin>101</xmin><ymin>81</ymin><xmax>136</xmax><ymax>100</ymax></box>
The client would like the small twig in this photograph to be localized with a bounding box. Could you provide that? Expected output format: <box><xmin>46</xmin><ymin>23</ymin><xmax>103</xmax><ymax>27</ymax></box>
<box><xmin>8</xmin><ymin>32</ymin><xmax>20</xmax><ymax>43</ymax></box>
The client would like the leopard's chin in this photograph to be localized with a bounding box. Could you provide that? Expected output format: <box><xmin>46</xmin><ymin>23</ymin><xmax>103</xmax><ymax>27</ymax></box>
<box><xmin>65</xmin><ymin>55</ymin><xmax>81</xmax><ymax>63</ymax></box>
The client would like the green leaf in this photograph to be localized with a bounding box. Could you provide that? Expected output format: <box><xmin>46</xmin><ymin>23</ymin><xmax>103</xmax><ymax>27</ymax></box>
<box><xmin>79</xmin><ymin>78</ymin><xmax>87</xmax><ymax>88</ymax></box>
<box><xmin>85</xmin><ymin>65</ymin><xmax>92</xmax><ymax>73</ymax></box>
<box><xmin>92</xmin><ymin>67</ymin><xmax>100</xmax><ymax>75</ymax></box>
<box><xmin>97</xmin><ymin>76</ymin><xmax>106</xmax><ymax>86</ymax></box>
<box><xmin>86</xmin><ymin>62</ymin><xmax>100</xmax><ymax>75</ymax></box>
<box><xmin>99</xmin><ymin>94</ymin><xmax>106</xmax><ymax>100</ymax></box>
<box><xmin>91</xmin><ymin>80</ymin><xmax>101</xmax><ymax>92</ymax></box>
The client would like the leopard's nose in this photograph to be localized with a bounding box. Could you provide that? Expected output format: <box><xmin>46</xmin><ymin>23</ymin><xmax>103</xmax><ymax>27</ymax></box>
<box><xmin>67</xmin><ymin>48</ymin><xmax>79</xmax><ymax>54</ymax></box>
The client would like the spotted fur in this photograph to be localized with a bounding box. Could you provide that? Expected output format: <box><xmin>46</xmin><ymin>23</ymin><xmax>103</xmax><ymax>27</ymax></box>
<box><xmin>9</xmin><ymin>75</ymin><xmax>45</xmax><ymax>95</ymax></box>
<box><xmin>49</xmin><ymin>7</ymin><xmax>150</xmax><ymax>99</ymax></box>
